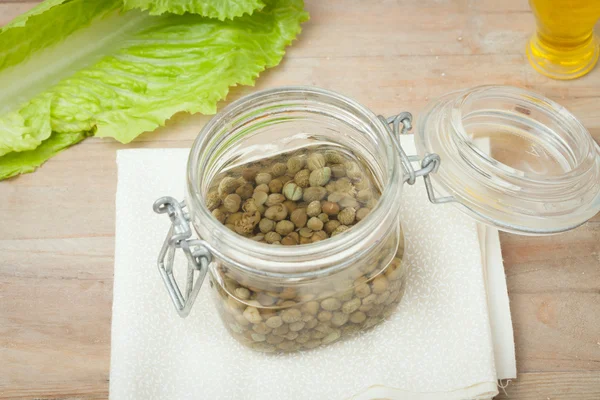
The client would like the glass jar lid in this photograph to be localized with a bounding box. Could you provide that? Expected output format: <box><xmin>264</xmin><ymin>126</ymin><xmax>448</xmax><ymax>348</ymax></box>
<box><xmin>416</xmin><ymin>85</ymin><xmax>600</xmax><ymax>235</ymax></box>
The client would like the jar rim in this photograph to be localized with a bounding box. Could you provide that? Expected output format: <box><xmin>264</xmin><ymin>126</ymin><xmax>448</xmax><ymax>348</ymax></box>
<box><xmin>416</xmin><ymin>85</ymin><xmax>600</xmax><ymax>235</ymax></box>
<box><xmin>186</xmin><ymin>86</ymin><xmax>403</xmax><ymax>275</ymax></box>
<box><xmin>452</xmin><ymin>86</ymin><xmax>594</xmax><ymax>182</ymax></box>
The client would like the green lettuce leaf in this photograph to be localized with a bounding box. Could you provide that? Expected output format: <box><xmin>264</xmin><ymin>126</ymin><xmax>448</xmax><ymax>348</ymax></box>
<box><xmin>0</xmin><ymin>130</ymin><xmax>89</xmax><ymax>180</ymax></box>
<box><xmin>0</xmin><ymin>0</ymin><xmax>121</xmax><ymax>155</ymax></box>
<box><xmin>0</xmin><ymin>0</ymin><xmax>308</xmax><ymax>179</ymax></box>
<box><xmin>52</xmin><ymin>1</ymin><xmax>307</xmax><ymax>143</ymax></box>
<box><xmin>123</xmin><ymin>0</ymin><xmax>265</xmax><ymax>20</ymax></box>
<box><xmin>0</xmin><ymin>94</ymin><xmax>52</xmax><ymax>157</ymax></box>
<box><xmin>0</xmin><ymin>0</ymin><xmax>120</xmax><ymax>70</ymax></box>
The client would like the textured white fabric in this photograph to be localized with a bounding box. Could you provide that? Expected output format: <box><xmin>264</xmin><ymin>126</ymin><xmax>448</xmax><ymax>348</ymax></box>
<box><xmin>480</xmin><ymin>226</ymin><xmax>517</xmax><ymax>380</ymax></box>
<box><xmin>110</xmin><ymin>137</ymin><xmax>504</xmax><ymax>400</ymax></box>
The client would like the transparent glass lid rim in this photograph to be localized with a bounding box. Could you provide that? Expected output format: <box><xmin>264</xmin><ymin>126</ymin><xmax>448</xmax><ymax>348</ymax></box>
<box><xmin>414</xmin><ymin>85</ymin><xmax>600</xmax><ymax>235</ymax></box>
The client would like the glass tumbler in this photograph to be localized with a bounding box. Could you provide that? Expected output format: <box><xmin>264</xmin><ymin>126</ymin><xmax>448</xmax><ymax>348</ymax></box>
<box><xmin>527</xmin><ymin>0</ymin><xmax>600</xmax><ymax>80</ymax></box>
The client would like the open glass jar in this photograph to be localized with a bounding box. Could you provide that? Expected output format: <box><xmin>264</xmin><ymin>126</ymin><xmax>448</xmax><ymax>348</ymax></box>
<box><xmin>154</xmin><ymin>86</ymin><xmax>600</xmax><ymax>353</ymax></box>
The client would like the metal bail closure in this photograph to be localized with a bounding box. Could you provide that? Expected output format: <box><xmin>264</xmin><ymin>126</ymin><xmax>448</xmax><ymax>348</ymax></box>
<box><xmin>381</xmin><ymin>113</ymin><xmax>456</xmax><ymax>205</ymax></box>
<box><xmin>153</xmin><ymin>196</ymin><xmax>212</xmax><ymax>317</ymax></box>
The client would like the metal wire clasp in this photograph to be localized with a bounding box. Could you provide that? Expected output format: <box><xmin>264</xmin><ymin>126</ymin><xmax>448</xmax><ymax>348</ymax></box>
<box><xmin>153</xmin><ymin>196</ymin><xmax>212</xmax><ymax>317</ymax></box>
<box><xmin>381</xmin><ymin>113</ymin><xmax>455</xmax><ymax>205</ymax></box>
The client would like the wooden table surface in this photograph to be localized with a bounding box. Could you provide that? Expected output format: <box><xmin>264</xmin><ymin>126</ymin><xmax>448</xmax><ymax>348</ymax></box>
<box><xmin>1</xmin><ymin>0</ymin><xmax>599</xmax><ymax>399</ymax></box>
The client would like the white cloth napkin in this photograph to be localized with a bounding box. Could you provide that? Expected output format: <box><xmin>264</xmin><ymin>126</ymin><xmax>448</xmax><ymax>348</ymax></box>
<box><xmin>110</xmin><ymin>136</ymin><xmax>515</xmax><ymax>400</ymax></box>
<box><xmin>479</xmin><ymin>225</ymin><xmax>517</xmax><ymax>382</ymax></box>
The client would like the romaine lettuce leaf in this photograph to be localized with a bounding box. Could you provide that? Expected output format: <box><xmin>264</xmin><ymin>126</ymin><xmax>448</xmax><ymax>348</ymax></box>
<box><xmin>0</xmin><ymin>130</ymin><xmax>89</xmax><ymax>180</ymax></box>
<box><xmin>0</xmin><ymin>0</ymin><xmax>120</xmax><ymax>70</ymax></box>
<box><xmin>123</xmin><ymin>0</ymin><xmax>265</xmax><ymax>20</ymax></box>
<box><xmin>52</xmin><ymin>1</ymin><xmax>307</xmax><ymax>143</ymax></box>
<box><xmin>0</xmin><ymin>0</ymin><xmax>122</xmax><ymax>156</ymax></box>
<box><xmin>0</xmin><ymin>0</ymin><xmax>308</xmax><ymax>179</ymax></box>
<box><xmin>0</xmin><ymin>94</ymin><xmax>53</xmax><ymax>157</ymax></box>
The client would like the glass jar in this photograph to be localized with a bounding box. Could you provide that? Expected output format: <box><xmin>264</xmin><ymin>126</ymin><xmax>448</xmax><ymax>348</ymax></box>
<box><xmin>154</xmin><ymin>85</ymin><xmax>600</xmax><ymax>353</ymax></box>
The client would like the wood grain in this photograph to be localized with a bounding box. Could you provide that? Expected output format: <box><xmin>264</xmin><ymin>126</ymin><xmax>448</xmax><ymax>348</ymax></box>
<box><xmin>1</xmin><ymin>0</ymin><xmax>599</xmax><ymax>399</ymax></box>
<box><xmin>495</xmin><ymin>372</ymin><xmax>600</xmax><ymax>400</ymax></box>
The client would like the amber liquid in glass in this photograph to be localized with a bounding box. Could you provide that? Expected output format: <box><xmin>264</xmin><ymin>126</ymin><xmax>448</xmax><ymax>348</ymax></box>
<box><xmin>528</xmin><ymin>0</ymin><xmax>600</xmax><ymax>79</ymax></box>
